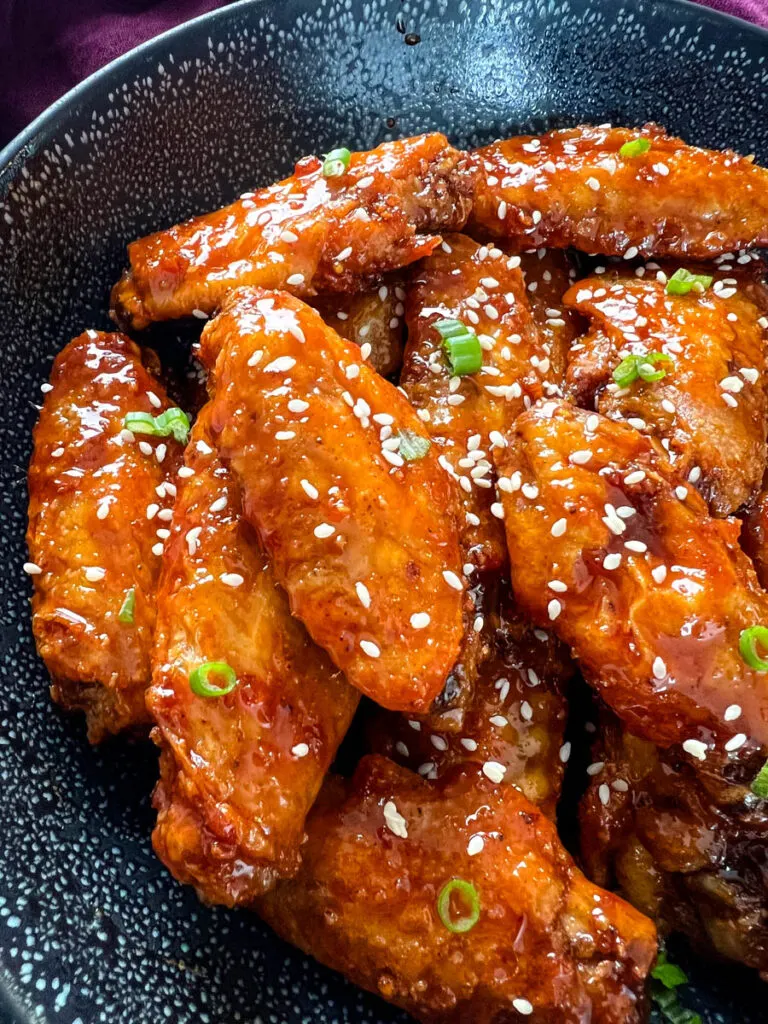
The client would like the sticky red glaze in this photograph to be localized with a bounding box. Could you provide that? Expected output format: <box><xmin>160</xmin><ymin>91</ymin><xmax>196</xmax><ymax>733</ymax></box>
<box><xmin>111</xmin><ymin>134</ymin><xmax>475</xmax><ymax>329</ymax></box>
<box><xmin>257</xmin><ymin>755</ymin><xmax>657</xmax><ymax>1023</ymax></box>
<box><xmin>199</xmin><ymin>287</ymin><xmax>465</xmax><ymax>713</ymax></box>
<box><xmin>470</xmin><ymin>123</ymin><xmax>768</xmax><ymax>258</ymax></box>
<box><xmin>27</xmin><ymin>331</ymin><xmax>182</xmax><ymax>741</ymax></box>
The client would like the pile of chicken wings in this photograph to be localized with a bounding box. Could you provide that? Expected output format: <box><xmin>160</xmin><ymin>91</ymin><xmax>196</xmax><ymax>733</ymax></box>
<box><xmin>26</xmin><ymin>124</ymin><xmax>768</xmax><ymax>1022</ymax></box>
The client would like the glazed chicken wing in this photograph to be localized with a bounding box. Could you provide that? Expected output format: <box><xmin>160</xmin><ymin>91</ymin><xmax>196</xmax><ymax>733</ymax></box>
<box><xmin>148</xmin><ymin>409</ymin><xmax>359</xmax><ymax>905</ymax></box>
<box><xmin>257</xmin><ymin>755</ymin><xmax>657</xmax><ymax>1023</ymax></box>
<box><xmin>518</xmin><ymin>248</ymin><xmax>582</xmax><ymax>382</ymax></box>
<box><xmin>470</xmin><ymin>123</ymin><xmax>768</xmax><ymax>259</ymax></box>
<box><xmin>565</xmin><ymin>267</ymin><xmax>768</xmax><ymax>515</ymax></box>
<box><xmin>198</xmin><ymin>287</ymin><xmax>464</xmax><ymax>713</ymax></box>
<box><xmin>112</xmin><ymin>134</ymin><xmax>475</xmax><ymax>329</ymax></box>
<box><xmin>27</xmin><ymin>330</ymin><xmax>182</xmax><ymax>742</ymax></box>
<box><xmin>496</xmin><ymin>399</ymin><xmax>768</xmax><ymax>756</ymax></box>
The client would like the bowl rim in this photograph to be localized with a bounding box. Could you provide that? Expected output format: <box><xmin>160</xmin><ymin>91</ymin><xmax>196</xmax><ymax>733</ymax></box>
<box><xmin>1</xmin><ymin>0</ymin><xmax>768</xmax><ymax>190</ymax></box>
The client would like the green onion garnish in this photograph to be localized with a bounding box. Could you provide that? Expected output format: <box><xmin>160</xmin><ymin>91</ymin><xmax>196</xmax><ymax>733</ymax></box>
<box><xmin>665</xmin><ymin>269</ymin><xmax>714</xmax><ymax>296</ymax></box>
<box><xmin>434</xmin><ymin>318</ymin><xmax>483</xmax><ymax>376</ymax></box>
<box><xmin>619</xmin><ymin>138</ymin><xmax>651</xmax><ymax>159</ymax></box>
<box><xmin>118</xmin><ymin>588</ymin><xmax>136</xmax><ymax>624</ymax></box>
<box><xmin>322</xmin><ymin>148</ymin><xmax>351</xmax><ymax>178</ymax></box>
<box><xmin>751</xmin><ymin>759</ymin><xmax>768</xmax><ymax>799</ymax></box>
<box><xmin>652</xmin><ymin>950</ymin><xmax>688</xmax><ymax>990</ymax></box>
<box><xmin>651</xmin><ymin>949</ymin><xmax>701</xmax><ymax>1024</ymax></box>
<box><xmin>739</xmin><ymin>625</ymin><xmax>768</xmax><ymax>672</ymax></box>
<box><xmin>189</xmin><ymin>661</ymin><xmax>238</xmax><ymax>698</ymax></box>
<box><xmin>612</xmin><ymin>351</ymin><xmax>673</xmax><ymax>388</ymax></box>
<box><xmin>436</xmin><ymin>878</ymin><xmax>480</xmax><ymax>933</ymax></box>
<box><xmin>124</xmin><ymin>407</ymin><xmax>190</xmax><ymax>445</ymax></box>
<box><xmin>398</xmin><ymin>429</ymin><xmax>431</xmax><ymax>462</ymax></box>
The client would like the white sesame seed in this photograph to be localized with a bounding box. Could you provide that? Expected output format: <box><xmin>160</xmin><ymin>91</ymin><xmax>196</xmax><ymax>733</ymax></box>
<box><xmin>682</xmin><ymin>738</ymin><xmax>707</xmax><ymax>761</ymax></box>
<box><xmin>551</xmin><ymin>517</ymin><xmax>567</xmax><ymax>537</ymax></box>
<box><xmin>442</xmin><ymin>570</ymin><xmax>463</xmax><ymax>591</ymax></box>
<box><xmin>146</xmin><ymin>503</ymin><xmax>159</xmax><ymax>520</ymax></box>
<box><xmin>286</xmin><ymin>273</ymin><xmax>305</xmax><ymax>287</ymax></box>
<box><xmin>291</xmin><ymin>742</ymin><xmax>310</xmax><ymax>758</ymax></box>
<box><xmin>497</xmin><ymin>200</ymin><xmax>508</xmax><ymax>220</ymax></box>
<box><xmin>23</xmin><ymin>562</ymin><xmax>42</xmax><ymax>575</ymax></box>
<box><xmin>196</xmin><ymin>440</ymin><xmax>213</xmax><ymax>455</ymax></box>
<box><xmin>138</xmin><ymin>440</ymin><xmax>152</xmax><ymax>456</ymax></box>
<box><xmin>559</xmin><ymin>742</ymin><xmax>572</xmax><ymax>763</ymax></box>
<box><xmin>220</xmin><ymin>573</ymin><xmax>244</xmax><ymax>588</ymax></box>
<box><xmin>275</xmin><ymin>430</ymin><xmax>296</xmax><ymax>440</ymax></box>
<box><xmin>210</xmin><ymin>496</ymin><xmax>227</xmax><ymax>513</ymax></box>
<box><xmin>264</xmin><ymin>356</ymin><xmax>296</xmax><ymax>374</ymax></box>
<box><xmin>725</xmin><ymin>733</ymin><xmax>747</xmax><ymax>752</ymax></box>
<box><xmin>624</xmin><ymin>470</ymin><xmax>646</xmax><ymax>485</ymax></box>
<box><xmin>288</xmin><ymin>399</ymin><xmax>309</xmax><ymax>413</ymax></box>
<box><xmin>652</xmin><ymin>656</ymin><xmax>667</xmax><ymax>680</ymax></box>
<box><xmin>395</xmin><ymin>741</ymin><xmax>409</xmax><ymax>758</ymax></box>
<box><xmin>512</xmin><ymin>999</ymin><xmax>533</xmax><ymax>1016</ymax></box>
<box><xmin>156</xmin><ymin>443</ymin><xmax>167</xmax><ymax>463</ymax></box>
<box><xmin>314</xmin><ymin>523</ymin><xmax>335</xmax><ymax>539</ymax></box>
<box><xmin>300</xmin><ymin>479</ymin><xmax>319</xmax><ymax>500</ymax></box>
<box><xmin>586</xmin><ymin>176</ymin><xmax>600</xmax><ymax>191</ymax></box>
<box><xmin>548</xmin><ymin>599</ymin><xmax>562</xmax><ymax>621</ymax></box>
<box><xmin>722</xmin><ymin>393</ymin><xmax>738</xmax><ymax>409</ymax></box>
<box><xmin>461</xmin><ymin>737</ymin><xmax>478</xmax><ymax>751</ymax></box>
<box><xmin>616</xmin><ymin>506</ymin><xmax>635</xmax><ymax>519</ymax></box>
<box><xmin>410</xmin><ymin>612</ymin><xmax>431</xmax><ymax>629</ymax></box>
<box><xmin>598</xmin><ymin>784</ymin><xmax>610</xmax><ymax>806</ymax></box>
<box><xmin>431</xmin><ymin>734</ymin><xmax>448</xmax><ymax>751</ymax></box>
<box><xmin>570</xmin><ymin>450</ymin><xmax>592</xmax><ymax>465</ymax></box>
<box><xmin>383</xmin><ymin>800</ymin><xmax>408</xmax><ymax>838</ymax></box>
<box><xmin>624</xmin><ymin>246</ymin><xmax>639</xmax><ymax>260</ymax></box>
<box><xmin>355</xmin><ymin>581</ymin><xmax>371</xmax><ymax>609</ymax></box>
<box><xmin>625</xmin><ymin>540</ymin><xmax>648</xmax><ymax>553</ymax></box>
<box><xmin>603</xmin><ymin>553</ymin><xmax>622</xmax><ymax>570</ymax></box>
<box><xmin>482</xmin><ymin>760</ymin><xmax>506</xmax><ymax>784</ymax></box>
<box><xmin>548</xmin><ymin>580</ymin><xmax>567</xmax><ymax>593</ymax></box>
<box><xmin>651</xmin><ymin>564</ymin><xmax>667</xmax><ymax>584</ymax></box>
<box><xmin>382</xmin><ymin>449</ymin><xmax>405</xmax><ymax>467</ymax></box>
<box><xmin>156</xmin><ymin>529</ymin><xmax>171</xmax><ymax>540</ymax></box>
<box><xmin>612</xmin><ymin>779</ymin><xmax>629</xmax><ymax>793</ymax></box>
<box><xmin>688</xmin><ymin>467</ymin><xmax>701</xmax><ymax>484</ymax></box>
<box><xmin>360</xmin><ymin>639</ymin><xmax>380</xmax><ymax>658</ymax></box>
<box><xmin>40</xmin><ymin>382</ymin><xmax>53</xmax><ymax>394</ymax></box>
<box><xmin>152</xmin><ymin>542</ymin><xmax>164</xmax><ymax>556</ymax></box>
<box><xmin>247</xmin><ymin>350</ymin><xmax>263</xmax><ymax>367</ymax></box>
<box><xmin>586</xmin><ymin>761</ymin><xmax>604</xmax><ymax>776</ymax></box>
<box><xmin>586</xmin><ymin>414</ymin><xmax>599</xmax><ymax>433</ymax></box>
<box><xmin>96</xmin><ymin>499</ymin><xmax>110</xmax><ymax>520</ymax></box>
<box><xmin>467</xmin><ymin>835</ymin><xmax>485</xmax><ymax>856</ymax></box>
<box><xmin>490</xmin><ymin>715</ymin><xmax>508</xmax><ymax>728</ymax></box>
<box><xmin>724</xmin><ymin>704</ymin><xmax>742</xmax><ymax>722</ymax></box>
<box><xmin>147</xmin><ymin>391</ymin><xmax>162</xmax><ymax>409</ymax></box>
<box><xmin>156</xmin><ymin>508</ymin><xmax>173</xmax><ymax>522</ymax></box>
<box><xmin>490</xmin><ymin>502</ymin><xmax>505</xmax><ymax>520</ymax></box>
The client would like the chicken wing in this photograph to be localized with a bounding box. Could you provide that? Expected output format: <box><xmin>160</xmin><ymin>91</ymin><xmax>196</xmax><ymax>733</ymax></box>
<box><xmin>402</xmin><ymin>233</ymin><xmax>556</xmax><ymax>572</ymax></box>
<box><xmin>495</xmin><ymin>399</ymin><xmax>768</xmax><ymax>755</ymax></box>
<box><xmin>518</xmin><ymin>248</ymin><xmax>582</xmax><ymax>382</ymax></box>
<box><xmin>564</xmin><ymin>267</ymin><xmax>768</xmax><ymax>516</ymax></box>
<box><xmin>470</xmin><ymin>123</ymin><xmax>768</xmax><ymax>259</ymax></box>
<box><xmin>148</xmin><ymin>408</ymin><xmax>359</xmax><ymax>905</ymax></box>
<box><xmin>198</xmin><ymin>287</ymin><xmax>464</xmax><ymax>713</ymax></box>
<box><xmin>581</xmin><ymin>707</ymin><xmax>768</xmax><ymax>975</ymax></box>
<box><xmin>310</xmin><ymin>276</ymin><xmax>405</xmax><ymax>377</ymax></box>
<box><xmin>27</xmin><ymin>330</ymin><xmax>183</xmax><ymax>742</ymax></box>
<box><xmin>112</xmin><ymin>134</ymin><xmax>475</xmax><ymax>330</ymax></box>
<box><xmin>742</xmin><ymin>479</ymin><xmax>768</xmax><ymax>590</ymax></box>
<box><xmin>257</xmin><ymin>755</ymin><xmax>657</xmax><ymax>1023</ymax></box>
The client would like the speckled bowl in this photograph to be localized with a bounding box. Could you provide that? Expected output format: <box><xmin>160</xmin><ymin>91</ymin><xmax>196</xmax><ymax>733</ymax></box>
<box><xmin>1</xmin><ymin>0</ymin><xmax>768</xmax><ymax>1021</ymax></box>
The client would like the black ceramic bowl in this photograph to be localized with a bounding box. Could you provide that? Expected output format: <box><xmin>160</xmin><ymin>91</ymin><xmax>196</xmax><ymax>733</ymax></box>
<box><xmin>2</xmin><ymin>0</ymin><xmax>768</xmax><ymax>1021</ymax></box>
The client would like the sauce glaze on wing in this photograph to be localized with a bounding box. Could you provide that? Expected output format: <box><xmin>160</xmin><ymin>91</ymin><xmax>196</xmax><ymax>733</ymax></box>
<box><xmin>257</xmin><ymin>755</ymin><xmax>657</xmax><ymax>1024</ymax></box>
<box><xmin>470</xmin><ymin>123</ymin><xmax>768</xmax><ymax>259</ymax></box>
<box><xmin>27</xmin><ymin>330</ymin><xmax>182</xmax><ymax>742</ymax></box>
<box><xmin>148</xmin><ymin>409</ymin><xmax>359</xmax><ymax>905</ymax></box>
<box><xmin>199</xmin><ymin>287</ymin><xmax>465</xmax><ymax>713</ymax></box>
<box><xmin>112</xmin><ymin>133</ymin><xmax>475</xmax><ymax>329</ymax></box>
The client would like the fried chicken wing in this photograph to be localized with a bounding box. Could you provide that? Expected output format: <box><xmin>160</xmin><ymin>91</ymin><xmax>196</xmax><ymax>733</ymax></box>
<box><xmin>470</xmin><ymin>123</ymin><xmax>768</xmax><ymax>259</ymax></box>
<box><xmin>148</xmin><ymin>409</ymin><xmax>358</xmax><ymax>905</ymax></box>
<box><xmin>198</xmin><ymin>287</ymin><xmax>464</xmax><ymax>713</ymax></box>
<box><xmin>27</xmin><ymin>330</ymin><xmax>182</xmax><ymax>742</ymax></box>
<box><xmin>495</xmin><ymin>399</ymin><xmax>768</xmax><ymax>755</ymax></box>
<box><xmin>257</xmin><ymin>755</ymin><xmax>657</xmax><ymax>1023</ymax></box>
<box><xmin>565</xmin><ymin>268</ymin><xmax>768</xmax><ymax>515</ymax></box>
<box><xmin>402</xmin><ymin>233</ymin><xmax>556</xmax><ymax>572</ymax></box>
<box><xmin>112</xmin><ymin>134</ymin><xmax>475</xmax><ymax>330</ymax></box>
<box><xmin>742</xmin><ymin>479</ymin><xmax>768</xmax><ymax>591</ymax></box>
<box><xmin>581</xmin><ymin>707</ymin><xmax>768</xmax><ymax>975</ymax></box>
<box><xmin>518</xmin><ymin>248</ymin><xmax>582</xmax><ymax>382</ymax></box>
<box><xmin>310</xmin><ymin>276</ymin><xmax>405</xmax><ymax>377</ymax></box>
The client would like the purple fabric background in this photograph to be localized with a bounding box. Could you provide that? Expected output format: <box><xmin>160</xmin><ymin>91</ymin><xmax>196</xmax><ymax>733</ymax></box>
<box><xmin>0</xmin><ymin>0</ymin><xmax>766</xmax><ymax>148</ymax></box>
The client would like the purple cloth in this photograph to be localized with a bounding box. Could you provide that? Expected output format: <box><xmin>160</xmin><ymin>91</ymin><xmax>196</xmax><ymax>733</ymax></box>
<box><xmin>0</xmin><ymin>0</ymin><xmax>766</xmax><ymax>148</ymax></box>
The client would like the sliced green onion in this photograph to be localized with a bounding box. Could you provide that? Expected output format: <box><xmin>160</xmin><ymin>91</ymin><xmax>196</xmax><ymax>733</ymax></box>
<box><xmin>612</xmin><ymin>351</ymin><xmax>673</xmax><ymax>388</ymax></box>
<box><xmin>751</xmin><ymin>759</ymin><xmax>768</xmax><ymax>799</ymax></box>
<box><xmin>650</xmin><ymin>948</ymin><xmax>701</xmax><ymax>1024</ymax></box>
<box><xmin>118</xmin><ymin>588</ymin><xmax>136</xmax><ymax>624</ymax></box>
<box><xmin>619</xmin><ymin>138</ymin><xmax>651</xmax><ymax>159</ymax></box>
<box><xmin>739</xmin><ymin>625</ymin><xmax>768</xmax><ymax>672</ymax></box>
<box><xmin>651</xmin><ymin>950</ymin><xmax>688</xmax><ymax>990</ymax></box>
<box><xmin>124</xmin><ymin>407</ymin><xmax>190</xmax><ymax>445</ymax></box>
<box><xmin>434</xmin><ymin>318</ymin><xmax>483</xmax><ymax>376</ymax></box>
<box><xmin>436</xmin><ymin>878</ymin><xmax>480</xmax><ymax>933</ymax></box>
<box><xmin>398</xmin><ymin>428</ymin><xmax>431</xmax><ymax>462</ymax></box>
<box><xmin>322</xmin><ymin>148</ymin><xmax>351</xmax><ymax>178</ymax></box>
<box><xmin>665</xmin><ymin>268</ymin><xmax>714</xmax><ymax>296</ymax></box>
<box><xmin>189</xmin><ymin>661</ymin><xmax>238</xmax><ymax>698</ymax></box>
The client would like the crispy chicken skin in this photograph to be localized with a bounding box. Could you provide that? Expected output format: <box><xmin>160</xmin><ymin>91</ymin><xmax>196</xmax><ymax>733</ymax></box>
<box><xmin>496</xmin><ymin>399</ymin><xmax>768</xmax><ymax>754</ymax></box>
<box><xmin>581</xmin><ymin>708</ymin><xmax>768</xmax><ymax>975</ymax></box>
<box><xmin>310</xmin><ymin>276</ymin><xmax>405</xmax><ymax>378</ymax></box>
<box><xmin>402</xmin><ymin>233</ymin><xmax>558</xmax><ymax>572</ymax></box>
<box><xmin>198</xmin><ymin>287</ymin><xmax>464</xmax><ymax>713</ymax></box>
<box><xmin>470</xmin><ymin>123</ymin><xmax>768</xmax><ymax>259</ymax></box>
<box><xmin>257</xmin><ymin>755</ymin><xmax>657</xmax><ymax>1023</ymax></box>
<box><xmin>111</xmin><ymin>134</ymin><xmax>475</xmax><ymax>330</ymax></box>
<box><xmin>518</xmin><ymin>248</ymin><xmax>582</xmax><ymax>382</ymax></box>
<box><xmin>565</xmin><ymin>268</ymin><xmax>768</xmax><ymax>516</ymax></box>
<box><xmin>27</xmin><ymin>330</ymin><xmax>182</xmax><ymax>742</ymax></box>
<box><xmin>148</xmin><ymin>409</ymin><xmax>358</xmax><ymax>906</ymax></box>
<box><xmin>370</xmin><ymin>587</ymin><xmax>571</xmax><ymax>818</ymax></box>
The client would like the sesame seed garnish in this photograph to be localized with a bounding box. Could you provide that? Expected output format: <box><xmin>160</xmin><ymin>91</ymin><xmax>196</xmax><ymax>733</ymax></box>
<box><xmin>156</xmin><ymin>443</ymin><xmax>167</xmax><ymax>464</ymax></box>
<box><xmin>688</xmin><ymin>466</ymin><xmax>701</xmax><ymax>484</ymax></box>
<box><xmin>725</xmin><ymin>733</ymin><xmax>747</xmax><ymax>752</ymax></box>
<box><xmin>624</xmin><ymin>246</ymin><xmax>639</xmax><ymax>260</ymax></box>
<box><xmin>598</xmin><ymin>784</ymin><xmax>610</xmax><ymax>806</ymax></box>
<box><xmin>586</xmin><ymin>761</ymin><xmax>604</xmax><ymax>776</ymax></box>
<box><xmin>625</xmin><ymin>540</ymin><xmax>648</xmax><ymax>553</ymax></box>
<box><xmin>395</xmin><ymin>741</ymin><xmax>409</xmax><ymax>758</ymax></box>
<box><xmin>291</xmin><ymin>742</ymin><xmax>310</xmax><ymax>758</ymax></box>
<box><xmin>548</xmin><ymin>599</ymin><xmax>562</xmax><ymax>620</ymax></box>
<box><xmin>490</xmin><ymin>715</ymin><xmax>508</xmax><ymax>728</ymax></box>
<box><xmin>210</xmin><ymin>496</ymin><xmax>227</xmax><ymax>513</ymax></box>
<box><xmin>408</xmin><ymin>720</ymin><xmax>421</xmax><ymax>731</ymax></box>
<box><xmin>383</xmin><ymin>800</ymin><xmax>408</xmax><ymax>838</ymax></box>
<box><xmin>722</xmin><ymin>393</ymin><xmax>738</xmax><ymax>409</ymax></box>
<box><xmin>497</xmin><ymin>200</ymin><xmax>508</xmax><ymax>220</ymax></box>
<box><xmin>355</xmin><ymin>581</ymin><xmax>371</xmax><ymax>609</ymax></box>
<box><xmin>139</xmin><ymin>441</ymin><xmax>153</xmax><ymax>456</ymax></box>
<box><xmin>196</xmin><ymin>440</ymin><xmax>213</xmax><ymax>455</ymax></box>
<box><xmin>661</xmin><ymin>399</ymin><xmax>676</xmax><ymax>414</ymax></box>
<box><xmin>314</xmin><ymin>523</ymin><xmax>335</xmax><ymax>539</ymax></box>
<box><xmin>431</xmin><ymin>734</ymin><xmax>448</xmax><ymax>752</ymax></box>
<box><xmin>559</xmin><ymin>742</ymin><xmax>572</xmax><ymax>763</ymax></box>
<box><xmin>482</xmin><ymin>760</ymin><xmax>506</xmax><ymax>784</ymax></box>
<box><xmin>220</xmin><ymin>573</ymin><xmax>244</xmax><ymax>588</ymax></box>
<box><xmin>624</xmin><ymin>470</ymin><xmax>645</xmax><ymax>485</ymax></box>
<box><xmin>96</xmin><ymin>499</ymin><xmax>110</xmax><ymax>520</ymax></box>
<box><xmin>410</xmin><ymin>612</ymin><xmax>431</xmax><ymax>629</ymax></box>
<box><xmin>548</xmin><ymin>580</ymin><xmax>567</xmax><ymax>593</ymax></box>
<box><xmin>23</xmin><ymin>562</ymin><xmax>42</xmax><ymax>575</ymax></box>
<box><xmin>461</xmin><ymin>737</ymin><xmax>478</xmax><ymax>751</ymax></box>
<box><xmin>603</xmin><ymin>553</ymin><xmax>621</xmax><ymax>570</ymax></box>
<box><xmin>40</xmin><ymin>382</ymin><xmax>53</xmax><ymax>394</ymax></box>
<box><xmin>442</xmin><ymin>570</ymin><xmax>463</xmax><ymax>591</ymax></box>
<box><xmin>264</xmin><ymin>355</ymin><xmax>296</xmax><ymax>373</ymax></box>
<box><xmin>247</xmin><ymin>350</ymin><xmax>263</xmax><ymax>367</ymax></box>
<box><xmin>147</xmin><ymin>391</ymin><xmax>162</xmax><ymax>409</ymax></box>
<box><xmin>360</xmin><ymin>639</ymin><xmax>380</xmax><ymax>658</ymax></box>
<box><xmin>301</xmin><ymin>479</ymin><xmax>319</xmax><ymax>499</ymax></box>
<box><xmin>724</xmin><ymin>704</ymin><xmax>742</xmax><ymax>722</ymax></box>
<box><xmin>156</xmin><ymin>529</ymin><xmax>171</xmax><ymax>540</ymax></box>
<box><xmin>570</xmin><ymin>450</ymin><xmax>592</xmax><ymax>465</ymax></box>
<box><xmin>467</xmin><ymin>835</ymin><xmax>485</xmax><ymax>856</ymax></box>
<box><xmin>275</xmin><ymin>430</ymin><xmax>296</xmax><ymax>440</ymax></box>
<box><xmin>682</xmin><ymin>738</ymin><xmax>707</xmax><ymax>761</ymax></box>
<box><xmin>288</xmin><ymin>399</ymin><xmax>309</xmax><ymax>413</ymax></box>
<box><xmin>652</xmin><ymin>656</ymin><xmax>667</xmax><ymax>679</ymax></box>
<box><xmin>652</xmin><ymin>565</ymin><xmax>667</xmax><ymax>583</ymax></box>
<box><xmin>146</xmin><ymin>503</ymin><xmax>159</xmax><ymax>520</ymax></box>
<box><xmin>586</xmin><ymin>176</ymin><xmax>600</xmax><ymax>191</ymax></box>
<box><xmin>490</xmin><ymin>502</ymin><xmax>505</xmax><ymax>520</ymax></box>
<box><xmin>512</xmin><ymin>999</ymin><xmax>533</xmax><ymax>1016</ymax></box>
<box><xmin>152</xmin><ymin>542</ymin><xmax>164</xmax><ymax>556</ymax></box>
<box><xmin>551</xmin><ymin>517</ymin><xmax>567</xmax><ymax>537</ymax></box>
<box><xmin>286</xmin><ymin>273</ymin><xmax>305</xmax><ymax>287</ymax></box>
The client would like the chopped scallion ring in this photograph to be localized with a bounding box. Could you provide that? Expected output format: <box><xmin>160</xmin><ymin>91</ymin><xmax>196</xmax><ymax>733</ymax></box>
<box><xmin>619</xmin><ymin>138</ymin><xmax>651</xmax><ymax>159</ymax></box>
<box><xmin>434</xmin><ymin>318</ymin><xmax>483</xmax><ymax>376</ymax></box>
<box><xmin>739</xmin><ymin>625</ymin><xmax>768</xmax><ymax>672</ymax></box>
<box><xmin>436</xmin><ymin>877</ymin><xmax>480</xmax><ymax>933</ymax></box>
<box><xmin>118</xmin><ymin>588</ymin><xmax>136</xmax><ymax>624</ymax></box>
<box><xmin>612</xmin><ymin>351</ymin><xmax>672</xmax><ymax>388</ymax></box>
<box><xmin>322</xmin><ymin>148</ymin><xmax>352</xmax><ymax>178</ymax></box>
<box><xmin>124</xmin><ymin>407</ymin><xmax>190</xmax><ymax>445</ymax></box>
<box><xmin>751</xmin><ymin>759</ymin><xmax>768</xmax><ymax>799</ymax></box>
<box><xmin>665</xmin><ymin>268</ymin><xmax>713</xmax><ymax>296</ymax></box>
<box><xmin>189</xmin><ymin>661</ymin><xmax>238</xmax><ymax>698</ymax></box>
<box><xmin>397</xmin><ymin>428</ymin><xmax>431</xmax><ymax>462</ymax></box>
<box><xmin>651</xmin><ymin>950</ymin><xmax>688</xmax><ymax>990</ymax></box>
